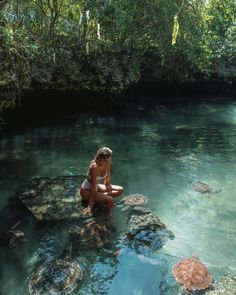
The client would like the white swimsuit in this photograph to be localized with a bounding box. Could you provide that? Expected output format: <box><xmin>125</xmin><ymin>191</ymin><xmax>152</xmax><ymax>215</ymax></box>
<box><xmin>81</xmin><ymin>166</ymin><xmax>107</xmax><ymax>191</ymax></box>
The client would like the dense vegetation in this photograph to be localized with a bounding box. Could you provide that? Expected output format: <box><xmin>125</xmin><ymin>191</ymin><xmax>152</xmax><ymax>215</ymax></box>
<box><xmin>0</xmin><ymin>0</ymin><xmax>235</xmax><ymax>112</ymax></box>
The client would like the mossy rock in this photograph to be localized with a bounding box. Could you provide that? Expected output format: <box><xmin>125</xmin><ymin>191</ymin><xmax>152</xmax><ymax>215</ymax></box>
<box><xmin>28</xmin><ymin>249</ymin><xmax>83</xmax><ymax>295</ymax></box>
<box><xmin>125</xmin><ymin>212</ymin><xmax>174</xmax><ymax>255</ymax></box>
<box><xmin>205</xmin><ymin>274</ymin><xmax>236</xmax><ymax>295</ymax></box>
<box><xmin>18</xmin><ymin>176</ymin><xmax>85</xmax><ymax>222</ymax></box>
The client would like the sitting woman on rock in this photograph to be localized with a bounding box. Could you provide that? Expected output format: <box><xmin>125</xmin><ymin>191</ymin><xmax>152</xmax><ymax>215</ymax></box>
<box><xmin>80</xmin><ymin>147</ymin><xmax>123</xmax><ymax>215</ymax></box>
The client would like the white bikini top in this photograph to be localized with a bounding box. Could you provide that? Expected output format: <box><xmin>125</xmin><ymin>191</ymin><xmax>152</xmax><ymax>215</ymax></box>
<box><xmin>87</xmin><ymin>163</ymin><xmax>108</xmax><ymax>182</ymax></box>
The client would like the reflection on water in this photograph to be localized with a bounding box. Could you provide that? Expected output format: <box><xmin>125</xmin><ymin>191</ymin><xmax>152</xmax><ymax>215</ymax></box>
<box><xmin>1</xmin><ymin>100</ymin><xmax>236</xmax><ymax>294</ymax></box>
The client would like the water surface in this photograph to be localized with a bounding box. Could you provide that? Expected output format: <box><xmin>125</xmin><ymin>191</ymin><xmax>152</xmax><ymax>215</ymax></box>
<box><xmin>0</xmin><ymin>99</ymin><xmax>236</xmax><ymax>294</ymax></box>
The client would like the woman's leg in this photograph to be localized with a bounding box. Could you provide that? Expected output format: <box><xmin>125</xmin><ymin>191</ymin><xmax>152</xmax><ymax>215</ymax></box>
<box><xmin>80</xmin><ymin>188</ymin><xmax>114</xmax><ymax>213</ymax></box>
<box><xmin>98</xmin><ymin>184</ymin><xmax>123</xmax><ymax>197</ymax></box>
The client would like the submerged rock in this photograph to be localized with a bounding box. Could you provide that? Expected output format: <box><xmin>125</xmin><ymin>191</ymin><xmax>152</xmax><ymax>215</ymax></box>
<box><xmin>192</xmin><ymin>182</ymin><xmax>212</xmax><ymax>193</ymax></box>
<box><xmin>127</xmin><ymin>212</ymin><xmax>165</xmax><ymax>229</ymax></box>
<box><xmin>0</xmin><ymin>230</ymin><xmax>24</xmax><ymax>248</ymax></box>
<box><xmin>0</xmin><ymin>221</ymin><xmax>24</xmax><ymax>248</ymax></box>
<box><xmin>27</xmin><ymin>233</ymin><xmax>56</xmax><ymax>267</ymax></box>
<box><xmin>205</xmin><ymin>274</ymin><xmax>236</xmax><ymax>295</ymax></box>
<box><xmin>192</xmin><ymin>181</ymin><xmax>222</xmax><ymax>194</ymax></box>
<box><xmin>121</xmin><ymin>194</ymin><xmax>148</xmax><ymax>208</ymax></box>
<box><xmin>28</xmin><ymin>245</ymin><xmax>83</xmax><ymax>295</ymax></box>
<box><xmin>69</xmin><ymin>220</ymin><xmax>116</xmax><ymax>249</ymax></box>
<box><xmin>130</xmin><ymin>206</ymin><xmax>152</xmax><ymax>215</ymax></box>
<box><xmin>18</xmin><ymin>176</ymin><xmax>85</xmax><ymax>222</ymax></box>
<box><xmin>119</xmin><ymin>194</ymin><xmax>149</xmax><ymax>212</ymax></box>
<box><xmin>125</xmin><ymin>212</ymin><xmax>174</xmax><ymax>255</ymax></box>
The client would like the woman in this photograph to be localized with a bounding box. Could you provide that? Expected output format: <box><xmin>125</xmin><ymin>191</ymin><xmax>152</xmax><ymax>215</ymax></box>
<box><xmin>80</xmin><ymin>147</ymin><xmax>123</xmax><ymax>214</ymax></box>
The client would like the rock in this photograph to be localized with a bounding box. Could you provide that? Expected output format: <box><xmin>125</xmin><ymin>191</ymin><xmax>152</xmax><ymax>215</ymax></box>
<box><xmin>127</xmin><ymin>212</ymin><xmax>165</xmax><ymax>229</ymax></box>
<box><xmin>205</xmin><ymin>274</ymin><xmax>236</xmax><ymax>295</ymax></box>
<box><xmin>192</xmin><ymin>181</ymin><xmax>222</xmax><ymax>195</ymax></box>
<box><xmin>28</xmin><ymin>253</ymin><xmax>83</xmax><ymax>295</ymax></box>
<box><xmin>131</xmin><ymin>206</ymin><xmax>152</xmax><ymax>214</ymax></box>
<box><xmin>120</xmin><ymin>194</ymin><xmax>149</xmax><ymax>212</ymax></box>
<box><xmin>129</xmin><ymin>206</ymin><xmax>152</xmax><ymax>215</ymax></box>
<box><xmin>69</xmin><ymin>220</ymin><xmax>116</xmax><ymax>249</ymax></box>
<box><xmin>192</xmin><ymin>181</ymin><xmax>213</xmax><ymax>194</ymax></box>
<box><xmin>18</xmin><ymin>176</ymin><xmax>86</xmax><ymax>222</ymax></box>
<box><xmin>121</xmin><ymin>194</ymin><xmax>148</xmax><ymax>208</ymax></box>
<box><xmin>125</xmin><ymin>212</ymin><xmax>174</xmax><ymax>255</ymax></box>
<box><xmin>0</xmin><ymin>221</ymin><xmax>24</xmax><ymax>248</ymax></box>
<box><xmin>0</xmin><ymin>230</ymin><xmax>24</xmax><ymax>248</ymax></box>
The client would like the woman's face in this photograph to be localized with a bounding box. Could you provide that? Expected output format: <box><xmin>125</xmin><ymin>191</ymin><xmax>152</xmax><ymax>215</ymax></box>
<box><xmin>99</xmin><ymin>156</ymin><xmax>111</xmax><ymax>165</ymax></box>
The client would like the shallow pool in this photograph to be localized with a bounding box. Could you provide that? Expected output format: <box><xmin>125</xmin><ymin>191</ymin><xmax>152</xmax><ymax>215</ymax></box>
<box><xmin>0</xmin><ymin>99</ymin><xmax>236</xmax><ymax>294</ymax></box>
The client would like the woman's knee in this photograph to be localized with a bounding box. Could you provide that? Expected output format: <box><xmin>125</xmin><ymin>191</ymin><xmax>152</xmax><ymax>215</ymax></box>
<box><xmin>98</xmin><ymin>184</ymin><xmax>107</xmax><ymax>193</ymax></box>
<box><xmin>115</xmin><ymin>186</ymin><xmax>123</xmax><ymax>195</ymax></box>
<box><xmin>119</xmin><ymin>186</ymin><xmax>124</xmax><ymax>194</ymax></box>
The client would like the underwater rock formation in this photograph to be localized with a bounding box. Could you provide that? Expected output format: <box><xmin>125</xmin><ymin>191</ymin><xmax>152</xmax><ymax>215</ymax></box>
<box><xmin>120</xmin><ymin>194</ymin><xmax>148</xmax><ymax>210</ymax></box>
<box><xmin>28</xmin><ymin>245</ymin><xmax>83</xmax><ymax>295</ymax></box>
<box><xmin>192</xmin><ymin>181</ymin><xmax>222</xmax><ymax>195</ymax></box>
<box><xmin>0</xmin><ymin>230</ymin><xmax>24</xmax><ymax>248</ymax></box>
<box><xmin>69</xmin><ymin>219</ymin><xmax>116</xmax><ymax>249</ymax></box>
<box><xmin>205</xmin><ymin>273</ymin><xmax>236</xmax><ymax>295</ymax></box>
<box><xmin>125</xmin><ymin>209</ymin><xmax>174</xmax><ymax>255</ymax></box>
<box><xmin>18</xmin><ymin>176</ymin><xmax>85</xmax><ymax>222</ymax></box>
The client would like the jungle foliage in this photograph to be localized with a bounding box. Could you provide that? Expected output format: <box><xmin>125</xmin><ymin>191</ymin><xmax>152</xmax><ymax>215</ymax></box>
<box><xmin>0</xmin><ymin>0</ymin><xmax>235</xmax><ymax>111</ymax></box>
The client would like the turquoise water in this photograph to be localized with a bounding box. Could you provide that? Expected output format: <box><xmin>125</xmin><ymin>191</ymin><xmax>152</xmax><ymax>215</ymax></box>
<box><xmin>0</xmin><ymin>100</ymin><xmax>236</xmax><ymax>294</ymax></box>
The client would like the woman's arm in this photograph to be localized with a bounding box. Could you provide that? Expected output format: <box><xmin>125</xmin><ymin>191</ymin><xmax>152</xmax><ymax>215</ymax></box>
<box><xmin>87</xmin><ymin>163</ymin><xmax>98</xmax><ymax>210</ymax></box>
<box><xmin>104</xmin><ymin>158</ymin><xmax>111</xmax><ymax>186</ymax></box>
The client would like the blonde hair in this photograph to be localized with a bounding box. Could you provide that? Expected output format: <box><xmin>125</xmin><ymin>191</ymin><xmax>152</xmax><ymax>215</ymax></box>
<box><xmin>95</xmin><ymin>147</ymin><xmax>112</xmax><ymax>160</ymax></box>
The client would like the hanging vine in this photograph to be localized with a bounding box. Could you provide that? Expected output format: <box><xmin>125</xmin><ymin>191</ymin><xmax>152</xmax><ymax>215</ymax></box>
<box><xmin>171</xmin><ymin>0</ymin><xmax>185</xmax><ymax>45</ymax></box>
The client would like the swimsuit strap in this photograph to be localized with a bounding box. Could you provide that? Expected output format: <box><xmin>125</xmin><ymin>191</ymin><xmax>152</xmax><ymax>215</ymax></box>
<box><xmin>97</xmin><ymin>165</ymin><xmax>100</xmax><ymax>178</ymax></box>
<box><xmin>87</xmin><ymin>161</ymin><xmax>108</xmax><ymax>182</ymax></box>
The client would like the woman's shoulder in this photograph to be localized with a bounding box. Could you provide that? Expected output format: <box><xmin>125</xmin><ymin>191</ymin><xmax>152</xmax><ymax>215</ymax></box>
<box><xmin>88</xmin><ymin>160</ymin><xmax>98</xmax><ymax>179</ymax></box>
<box><xmin>89</xmin><ymin>160</ymin><xmax>98</xmax><ymax>170</ymax></box>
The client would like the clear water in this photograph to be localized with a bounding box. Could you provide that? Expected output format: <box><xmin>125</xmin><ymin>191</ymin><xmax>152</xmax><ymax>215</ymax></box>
<box><xmin>1</xmin><ymin>99</ymin><xmax>236</xmax><ymax>294</ymax></box>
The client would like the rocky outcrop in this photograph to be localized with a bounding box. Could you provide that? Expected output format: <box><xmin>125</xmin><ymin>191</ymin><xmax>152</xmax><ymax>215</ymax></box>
<box><xmin>18</xmin><ymin>176</ymin><xmax>86</xmax><ymax>222</ymax></box>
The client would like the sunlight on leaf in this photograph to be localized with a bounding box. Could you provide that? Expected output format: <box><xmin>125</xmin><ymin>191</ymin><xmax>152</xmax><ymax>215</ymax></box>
<box><xmin>172</xmin><ymin>15</ymin><xmax>179</xmax><ymax>45</ymax></box>
<box><xmin>97</xmin><ymin>23</ymin><xmax>101</xmax><ymax>39</ymax></box>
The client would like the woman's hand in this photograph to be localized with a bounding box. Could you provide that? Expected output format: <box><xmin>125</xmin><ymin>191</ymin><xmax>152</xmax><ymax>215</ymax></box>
<box><xmin>88</xmin><ymin>198</ymin><xmax>94</xmax><ymax>210</ymax></box>
<box><xmin>83</xmin><ymin>199</ymin><xmax>94</xmax><ymax>215</ymax></box>
<box><xmin>83</xmin><ymin>204</ymin><xmax>93</xmax><ymax>216</ymax></box>
<box><xmin>105</xmin><ymin>184</ymin><xmax>112</xmax><ymax>191</ymax></box>
<box><xmin>83</xmin><ymin>206</ymin><xmax>91</xmax><ymax>215</ymax></box>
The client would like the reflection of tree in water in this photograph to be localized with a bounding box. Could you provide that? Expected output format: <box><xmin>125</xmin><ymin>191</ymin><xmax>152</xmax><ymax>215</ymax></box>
<box><xmin>138</xmin><ymin>124</ymin><xmax>159</xmax><ymax>145</ymax></box>
<box><xmin>159</xmin><ymin>122</ymin><xmax>236</xmax><ymax>161</ymax></box>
